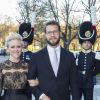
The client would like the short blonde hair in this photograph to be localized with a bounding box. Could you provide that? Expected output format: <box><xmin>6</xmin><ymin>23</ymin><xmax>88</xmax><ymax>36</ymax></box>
<box><xmin>5</xmin><ymin>33</ymin><xmax>23</xmax><ymax>48</ymax></box>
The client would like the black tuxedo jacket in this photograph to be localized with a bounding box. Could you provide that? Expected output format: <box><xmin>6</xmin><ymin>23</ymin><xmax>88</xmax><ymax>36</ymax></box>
<box><xmin>28</xmin><ymin>47</ymin><xmax>79</xmax><ymax>100</ymax></box>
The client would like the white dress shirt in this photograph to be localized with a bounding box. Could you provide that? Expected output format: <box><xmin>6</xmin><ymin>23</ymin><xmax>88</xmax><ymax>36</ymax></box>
<box><xmin>47</xmin><ymin>44</ymin><xmax>61</xmax><ymax>75</ymax></box>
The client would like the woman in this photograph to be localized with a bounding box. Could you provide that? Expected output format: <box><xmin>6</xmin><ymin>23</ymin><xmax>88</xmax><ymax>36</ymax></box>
<box><xmin>0</xmin><ymin>33</ymin><xmax>38</xmax><ymax>100</ymax></box>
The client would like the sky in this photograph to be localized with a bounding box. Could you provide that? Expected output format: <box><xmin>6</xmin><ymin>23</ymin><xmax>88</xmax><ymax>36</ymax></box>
<box><xmin>0</xmin><ymin>0</ymin><xmax>99</xmax><ymax>24</ymax></box>
<box><xmin>0</xmin><ymin>0</ymin><xmax>20</xmax><ymax>22</ymax></box>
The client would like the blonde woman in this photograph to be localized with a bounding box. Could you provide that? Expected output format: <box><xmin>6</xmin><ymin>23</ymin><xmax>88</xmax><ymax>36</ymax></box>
<box><xmin>0</xmin><ymin>33</ymin><xmax>38</xmax><ymax>100</ymax></box>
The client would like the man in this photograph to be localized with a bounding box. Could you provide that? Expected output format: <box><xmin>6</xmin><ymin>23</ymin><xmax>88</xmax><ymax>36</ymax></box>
<box><xmin>19</xmin><ymin>22</ymin><xmax>33</xmax><ymax>63</ymax></box>
<box><xmin>18</xmin><ymin>13</ymin><xmax>36</xmax><ymax>100</ymax></box>
<box><xmin>76</xmin><ymin>21</ymin><xmax>100</xmax><ymax>100</ymax></box>
<box><xmin>28</xmin><ymin>20</ymin><xmax>79</xmax><ymax>100</ymax></box>
<box><xmin>19</xmin><ymin>12</ymin><xmax>36</xmax><ymax>64</ymax></box>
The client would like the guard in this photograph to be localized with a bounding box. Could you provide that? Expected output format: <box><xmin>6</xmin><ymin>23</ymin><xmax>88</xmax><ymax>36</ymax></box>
<box><xmin>19</xmin><ymin>12</ymin><xmax>36</xmax><ymax>64</ymax></box>
<box><xmin>19</xmin><ymin>22</ymin><xmax>33</xmax><ymax>63</ymax></box>
<box><xmin>76</xmin><ymin>21</ymin><xmax>100</xmax><ymax>100</ymax></box>
<box><xmin>18</xmin><ymin>12</ymin><xmax>36</xmax><ymax>100</ymax></box>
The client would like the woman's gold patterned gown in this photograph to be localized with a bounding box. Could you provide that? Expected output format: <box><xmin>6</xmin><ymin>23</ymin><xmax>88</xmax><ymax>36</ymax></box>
<box><xmin>0</xmin><ymin>60</ymin><xmax>30</xmax><ymax>100</ymax></box>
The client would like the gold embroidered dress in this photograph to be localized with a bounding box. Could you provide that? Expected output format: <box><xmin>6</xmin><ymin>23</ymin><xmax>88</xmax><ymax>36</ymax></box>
<box><xmin>0</xmin><ymin>60</ymin><xmax>30</xmax><ymax>100</ymax></box>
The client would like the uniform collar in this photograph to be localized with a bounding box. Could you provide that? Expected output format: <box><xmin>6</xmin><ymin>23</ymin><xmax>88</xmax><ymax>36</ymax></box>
<box><xmin>82</xmin><ymin>49</ymin><xmax>92</xmax><ymax>54</ymax></box>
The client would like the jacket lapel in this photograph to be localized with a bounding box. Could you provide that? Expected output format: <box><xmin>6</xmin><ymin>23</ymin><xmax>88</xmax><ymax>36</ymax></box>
<box><xmin>57</xmin><ymin>47</ymin><xmax>66</xmax><ymax>77</ymax></box>
<box><xmin>42</xmin><ymin>47</ymin><xmax>65</xmax><ymax>78</ymax></box>
<box><xmin>43</xmin><ymin>47</ymin><xmax>56</xmax><ymax>78</ymax></box>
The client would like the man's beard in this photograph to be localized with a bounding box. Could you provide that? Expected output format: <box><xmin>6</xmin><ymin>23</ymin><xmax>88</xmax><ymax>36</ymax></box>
<box><xmin>46</xmin><ymin>37</ymin><xmax>60</xmax><ymax>46</ymax></box>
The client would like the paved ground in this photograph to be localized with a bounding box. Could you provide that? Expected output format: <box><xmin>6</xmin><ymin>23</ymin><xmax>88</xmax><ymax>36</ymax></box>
<box><xmin>93</xmin><ymin>85</ymin><xmax>100</xmax><ymax>100</ymax></box>
<box><xmin>0</xmin><ymin>55</ymin><xmax>100</xmax><ymax>100</ymax></box>
<box><xmin>0</xmin><ymin>55</ymin><xmax>9</xmax><ymax>62</ymax></box>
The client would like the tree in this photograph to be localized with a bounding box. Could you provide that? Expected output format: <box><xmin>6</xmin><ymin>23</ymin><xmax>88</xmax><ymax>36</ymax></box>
<box><xmin>16</xmin><ymin>0</ymin><xmax>100</xmax><ymax>50</ymax></box>
<box><xmin>17</xmin><ymin>0</ymin><xmax>48</xmax><ymax>48</ymax></box>
<box><xmin>0</xmin><ymin>15</ymin><xmax>17</xmax><ymax>47</ymax></box>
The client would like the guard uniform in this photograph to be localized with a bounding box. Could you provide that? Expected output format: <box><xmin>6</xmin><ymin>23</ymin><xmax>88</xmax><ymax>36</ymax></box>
<box><xmin>76</xmin><ymin>21</ymin><xmax>100</xmax><ymax>100</ymax></box>
<box><xmin>19</xmin><ymin>22</ymin><xmax>34</xmax><ymax>63</ymax></box>
<box><xmin>76</xmin><ymin>51</ymin><xmax>95</xmax><ymax>100</ymax></box>
<box><xmin>20</xmin><ymin>50</ymin><xmax>32</xmax><ymax>63</ymax></box>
